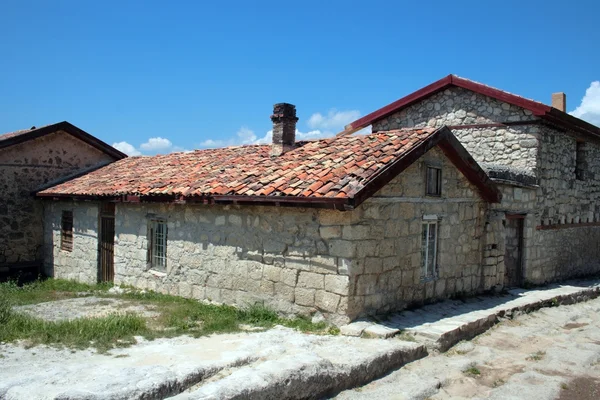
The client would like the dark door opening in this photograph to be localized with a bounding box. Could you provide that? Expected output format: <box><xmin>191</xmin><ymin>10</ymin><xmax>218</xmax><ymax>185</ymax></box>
<box><xmin>99</xmin><ymin>203</ymin><xmax>115</xmax><ymax>283</ymax></box>
<box><xmin>504</xmin><ymin>214</ymin><xmax>525</xmax><ymax>287</ymax></box>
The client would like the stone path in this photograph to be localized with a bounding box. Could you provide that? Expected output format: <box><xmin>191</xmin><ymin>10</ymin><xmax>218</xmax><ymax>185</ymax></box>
<box><xmin>340</xmin><ymin>279</ymin><xmax>600</xmax><ymax>351</ymax></box>
<box><xmin>0</xmin><ymin>327</ymin><xmax>424</xmax><ymax>400</ymax></box>
<box><xmin>335</xmin><ymin>294</ymin><xmax>600</xmax><ymax>399</ymax></box>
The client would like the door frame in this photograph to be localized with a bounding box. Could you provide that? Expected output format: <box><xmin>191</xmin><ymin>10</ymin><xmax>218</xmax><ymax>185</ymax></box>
<box><xmin>504</xmin><ymin>213</ymin><xmax>525</xmax><ymax>287</ymax></box>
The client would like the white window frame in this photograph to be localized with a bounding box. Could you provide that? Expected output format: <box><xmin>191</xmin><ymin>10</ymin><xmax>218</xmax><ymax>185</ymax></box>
<box><xmin>148</xmin><ymin>219</ymin><xmax>167</xmax><ymax>271</ymax></box>
<box><xmin>421</xmin><ymin>216</ymin><xmax>439</xmax><ymax>279</ymax></box>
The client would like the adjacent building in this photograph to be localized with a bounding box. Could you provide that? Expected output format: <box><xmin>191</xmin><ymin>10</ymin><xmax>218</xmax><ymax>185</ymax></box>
<box><xmin>0</xmin><ymin>122</ymin><xmax>126</xmax><ymax>278</ymax></box>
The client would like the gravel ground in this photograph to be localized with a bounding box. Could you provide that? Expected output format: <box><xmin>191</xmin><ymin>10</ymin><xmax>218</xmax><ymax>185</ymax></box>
<box><xmin>14</xmin><ymin>296</ymin><xmax>160</xmax><ymax>321</ymax></box>
<box><xmin>335</xmin><ymin>297</ymin><xmax>600</xmax><ymax>400</ymax></box>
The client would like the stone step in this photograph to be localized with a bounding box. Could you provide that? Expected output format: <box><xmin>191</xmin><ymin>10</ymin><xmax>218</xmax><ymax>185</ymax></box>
<box><xmin>168</xmin><ymin>336</ymin><xmax>426</xmax><ymax>400</ymax></box>
<box><xmin>339</xmin><ymin>279</ymin><xmax>600</xmax><ymax>352</ymax></box>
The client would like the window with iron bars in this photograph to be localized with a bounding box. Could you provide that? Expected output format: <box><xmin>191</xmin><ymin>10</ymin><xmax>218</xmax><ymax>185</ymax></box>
<box><xmin>421</xmin><ymin>218</ymin><xmax>438</xmax><ymax>279</ymax></box>
<box><xmin>147</xmin><ymin>219</ymin><xmax>167</xmax><ymax>271</ymax></box>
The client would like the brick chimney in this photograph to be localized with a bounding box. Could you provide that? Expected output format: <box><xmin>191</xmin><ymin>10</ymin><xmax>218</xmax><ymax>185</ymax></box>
<box><xmin>552</xmin><ymin>92</ymin><xmax>566</xmax><ymax>112</ymax></box>
<box><xmin>270</xmin><ymin>103</ymin><xmax>298</xmax><ymax>156</ymax></box>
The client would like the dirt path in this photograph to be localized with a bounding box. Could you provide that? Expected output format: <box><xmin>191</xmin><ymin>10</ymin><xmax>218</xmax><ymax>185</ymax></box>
<box><xmin>335</xmin><ymin>297</ymin><xmax>600</xmax><ymax>400</ymax></box>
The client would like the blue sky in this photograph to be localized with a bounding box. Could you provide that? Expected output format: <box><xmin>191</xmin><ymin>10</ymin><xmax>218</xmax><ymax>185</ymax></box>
<box><xmin>1</xmin><ymin>0</ymin><xmax>599</xmax><ymax>155</ymax></box>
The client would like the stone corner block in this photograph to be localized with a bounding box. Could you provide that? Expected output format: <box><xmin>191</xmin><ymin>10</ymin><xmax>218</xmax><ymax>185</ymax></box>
<box><xmin>339</xmin><ymin>320</ymin><xmax>374</xmax><ymax>337</ymax></box>
<box><xmin>363</xmin><ymin>324</ymin><xmax>400</xmax><ymax>339</ymax></box>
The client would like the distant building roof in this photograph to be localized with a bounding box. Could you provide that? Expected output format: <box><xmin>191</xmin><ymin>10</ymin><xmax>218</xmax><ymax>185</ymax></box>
<box><xmin>0</xmin><ymin>121</ymin><xmax>127</xmax><ymax>160</ymax></box>
<box><xmin>340</xmin><ymin>74</ymin><xmax>600</xmax><ymax>140</ymax></box>
<box><xmin>38</xmin><ymin>126</ymin><xmax>501</xmax><ymax>209</ymax></box>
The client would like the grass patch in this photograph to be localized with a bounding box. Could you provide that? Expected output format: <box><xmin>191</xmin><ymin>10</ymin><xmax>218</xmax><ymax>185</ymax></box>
<box><xmin>0</xmin><ymin>279</ymin><xmax>333</xmax><ymax>350</ymax></box>
<box><xmin>464</xmin><ymin>365</ymin><xmax>481</xmax><ymax>376</ymax></box>
<box><xmin>526</xmin><ymin>350</ymin><xmax>546</xmax><ymax>361</ymax></box>
<box><xmin>0</xmin><ymin>279</ymin><xmax>112</xmax><ymax>306</ymax></box>
<box><xmin>397</xmin><ymin>332</ymin><xmax>417</xmax><ymax>342</ymax></box>
<box><xmin>0</xmin><ymin>300</ymin><xmax>147</xmax><ymax>352</ymax></box>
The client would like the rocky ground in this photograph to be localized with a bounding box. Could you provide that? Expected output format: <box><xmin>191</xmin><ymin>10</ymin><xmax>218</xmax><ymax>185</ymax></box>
<box><xmin>335</xmin><ymin>297</ymin><xmax>600</xmax><ymax>400</ymax></box>
<box><xmin>2</xmin><ymin>283</ymin><xmax>600</xmax><ymax>399</ymax></box>
<box><xmin>14</xmin><ymin>296</ymin><xmax>161</xmax><ymax>321</ymax></box>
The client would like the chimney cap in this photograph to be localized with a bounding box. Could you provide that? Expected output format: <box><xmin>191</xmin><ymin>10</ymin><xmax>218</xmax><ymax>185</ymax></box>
<box><xmin>551</xmin><ymin>92</ymin><xmax>566</xmax><ymax>112</ymax></box>
<box><xmin>271</xmin><ymin>103</ymin><xmax>299</xmax><ymax>122</ymax></box>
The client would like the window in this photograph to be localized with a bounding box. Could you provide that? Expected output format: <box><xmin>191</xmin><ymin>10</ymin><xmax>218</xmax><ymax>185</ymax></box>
<box><xmin>61</xmin><ymin>210</ymin><xmax>73</xmax><ymax>251</ymax></box>
<box><xmin>148</xmin><ymin>219</ymin><xmax>167</xmax><ymax>270</ymax></box>
<box><xmin>421</xmin><ymin>218</ymin><xmax>438</xmax><ymax>278</ymax></box>
<box><xmin>575</xmin><ymin>141</ymin><xmax>586</xmax><ymax>181</ymax></box>
<box><xmin>426</xmin><ymin>166</ymin><xmax>442</xmax><ymax>196</ymax></box>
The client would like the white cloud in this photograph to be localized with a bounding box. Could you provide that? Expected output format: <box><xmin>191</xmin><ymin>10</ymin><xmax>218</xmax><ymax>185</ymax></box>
<box><xmin>140</xmin><ymin>137</ymin><xmax>173</xmax><ymax>152</ymax></box>
<box><xmin>199</xmin><ymin>109</ymin><xmax>365</xmax><ymax>149</ymax></box>
<box><xmin>570</xmin><ymin>81</ymin><xmax>600</xmax><ymax>127</ymax></box>
<box><xmin>307</xmin><ymin>109</ymin><xmax>361</xmax><ymax>131</ymax></box>
<box><xmin>199</xmin><ymin>126</ymin><xmax>264</xmax><ymax>148</ymax></box>
<box><xmin>112</xmin><ymin>137</ymin><xmax>188</xmax><ymax>156</ymax></box>
<box><xmin>112</xmin><ymin>141</ymin><xmax>141</xmax><ymax>156</ymax></box>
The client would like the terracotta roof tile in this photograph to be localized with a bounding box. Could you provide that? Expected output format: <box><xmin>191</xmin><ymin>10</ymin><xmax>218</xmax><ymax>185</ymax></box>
<box><xmin>38</xmin><ymin>128</ymin><xmax>437</xmax><ymax>200</ymax></box>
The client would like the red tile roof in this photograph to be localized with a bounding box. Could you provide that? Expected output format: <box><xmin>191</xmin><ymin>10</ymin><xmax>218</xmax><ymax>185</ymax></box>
<box><xmin>340</xmin><ymin>74</ymin><xmax>600</xmax><ymax>140</ymax></box>
<box><xmin>0</xmin><ymin>121</ymin><xmax>127</xmax><ymax>159</ymax></box>
<box><xmin>38</xmin><ymin>127</ymin><xmax>501</xmax><ymax>208</ymax></box>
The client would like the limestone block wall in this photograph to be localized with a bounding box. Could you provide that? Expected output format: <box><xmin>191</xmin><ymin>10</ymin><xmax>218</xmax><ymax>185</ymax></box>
<box><xmin>342</xmin><ymin>147</ymin><xmax>493</xmax><ymax>318</ymax></box>
<box><xmin>113</xmin><ymin>203</ymin><xmax>355</xmax><ymax>324</ymax></box>
<box><xmin>371</xmin><ymin>87</ymin><xmax>540</xmax><ymax>172</ymax></box>
<box><xmin>43</xmin><ymin>201</ymin><xmax>99</xmax><ymax>284</ymax></box>
<box><xmin>0</xmin><ymin>131</ymin><xmax>114</xmax><ymax>265</ymax></box>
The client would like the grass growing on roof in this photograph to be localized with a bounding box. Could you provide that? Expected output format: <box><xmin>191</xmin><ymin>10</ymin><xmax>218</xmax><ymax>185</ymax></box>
<box><xmin>0</xmin><ymin>278</ymin><xmax>333</xmax><ymax>350</ymax></box>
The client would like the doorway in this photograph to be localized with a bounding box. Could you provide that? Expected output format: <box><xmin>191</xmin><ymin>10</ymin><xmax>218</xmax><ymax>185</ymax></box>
<box><xmin>99</xmin><ymin>203</ymin><xmax>115</xmax><ymax>283</ymax></box>
<box><xmin>504</xmin><ymin>214</ymin><xmax>525</xmax><ymax>287</ymax></box>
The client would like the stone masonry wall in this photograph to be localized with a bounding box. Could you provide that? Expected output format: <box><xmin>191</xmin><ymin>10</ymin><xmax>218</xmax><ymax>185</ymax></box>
<box><xmin>0</xmin><ymin>131</ymin><xmax>114</xmax><ymax>266</ymax></box>
<box><xmin>371</xmin><ymin>87</ymin><xmax>540</xmax><ymax>172</ymax></box>
<box><xmin>528</xmin><ymin>125</ymin><xmax>600</xmax><ymax>282</ymax></box>
<box><xmin>342</xmin><ymin>147</ymin><xmax>493</xmax><ymax>317</ymax></box>
<box><xmin>113</xmin><ymin>202</ymin><xmax>354</xmax><ymax>324</ymax></box>
<box><xmin>43</xmin><ymin>201</ymin><xmax>100</xmax><ymax>284</ymax></box>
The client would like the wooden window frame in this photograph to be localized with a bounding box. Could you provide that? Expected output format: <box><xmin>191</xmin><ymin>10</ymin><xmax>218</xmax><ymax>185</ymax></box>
<box><xmin>61</xmin><ymin>210</ymin><xmax>73</xmax><ymax>252</ymax></box>
<box><xmin>426</xmin><ymin>165</ymin><xmax>442</xmax><ymax>196</ymax></box>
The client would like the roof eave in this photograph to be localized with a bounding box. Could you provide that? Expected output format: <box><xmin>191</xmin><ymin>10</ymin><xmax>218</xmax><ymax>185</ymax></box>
<box><xmin>36</xmin><ymin>192</ymin><xmax>354</xmax><ymax>211</ymax></box>
<box><xmin>0</xmin><ymin>121</ymin><xmax>127</xmax><ymax>160</ymax></box>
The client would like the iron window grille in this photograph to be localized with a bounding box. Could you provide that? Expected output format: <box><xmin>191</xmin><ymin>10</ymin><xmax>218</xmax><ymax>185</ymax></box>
<box><xmin>148</xmin><ymin>219</ymin><xmax>167</xmax><ymax>271</ymax></box>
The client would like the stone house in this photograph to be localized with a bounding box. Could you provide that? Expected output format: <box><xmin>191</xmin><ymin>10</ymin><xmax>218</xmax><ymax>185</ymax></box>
<box><xmin>0</xmin><ymin>122</ymin><xmax>126</xmax><ymax>278</ymax></box>
<box><xmin>35</xmin><ymin>75</ymin><xmax>600</xmax><ymax>324</ymax></box>
<box><xmin>341</xmin><ymin>75</ymin><xmax>600</xmax><ymax>286</ymax></box>
<box><xmin>38</xmin><ymin>104</ymin><xmax>502</xmax><ymax>324</ymax></box>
